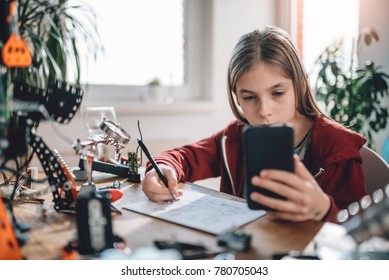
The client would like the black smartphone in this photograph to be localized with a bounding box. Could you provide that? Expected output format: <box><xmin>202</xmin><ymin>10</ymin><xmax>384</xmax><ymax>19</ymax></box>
<box><xmin>243</xmin><ymin>124</ymin><xmax>294</xmax><ymax>210</ymax></box>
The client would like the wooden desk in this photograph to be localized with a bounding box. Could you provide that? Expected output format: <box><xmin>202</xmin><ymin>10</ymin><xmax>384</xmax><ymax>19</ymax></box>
<box><xmin>13</xmin><ymin>174</ymin><xmax>324</xmax><ymax>260</ymax></box>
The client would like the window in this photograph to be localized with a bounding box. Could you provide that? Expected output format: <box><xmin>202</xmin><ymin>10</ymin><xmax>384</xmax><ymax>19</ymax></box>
<box><xmin>296</xmin><ymin>0</ymin><xmax>360</xmax><ymax>85</ymax></box>
<box><xmin>79</xmin><ymin>0</ymin><xmax>211</xmax><ymax>103</ymax></box>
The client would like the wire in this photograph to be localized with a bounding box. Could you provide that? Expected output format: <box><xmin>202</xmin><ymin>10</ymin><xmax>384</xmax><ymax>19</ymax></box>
<box><xmin>6</xmin><ymin>157</ymin><xmax>20</xmax><ymax>202</ymax></box>
<box><xmin>137</xmin><ymin>119</ymin><xmax>143</xmax><ymax>141</ymax></box>
<box><xmin>0</xmin><ymin>163</ymin><xmax>48</xmax><ymax>187</ymax></box>
<box><xmin>0</xmin><ymin>169</ymin><xmax>10</xmax><ymax>185</ymax></box>
<box><xmin>135</xmin><ymin>120</ymin><xmax>143</xmax><ymax>167</ymax></box>
<box><xmin>17</xmin><ymin>152</ymin><xmax>33</xmax><ymax>175</ymax></box>
<box><xmin>38</xmin><ymin>104</ymin><xmax>75</xmax><ymax>146</ymax></box>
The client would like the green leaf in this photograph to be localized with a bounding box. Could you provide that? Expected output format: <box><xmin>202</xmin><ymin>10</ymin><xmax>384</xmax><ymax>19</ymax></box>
<box><xmin>13</xmin><ymin>0</ymin><xmax>103</xmax><ymax>87</ymax></box>
<box><xmin>371</xmin><ymin>30</ymin><xmax>379</xmax><ymax>42</ymax></box>
<box><xmin>364</xmin><ymin>34</ymin><xmax>372</xmax><ymax>46</ymax></box>
<box><xmin>312</xmin><ymin>27</ymin><xmax>389</xmax><ymax>146</ymax></box>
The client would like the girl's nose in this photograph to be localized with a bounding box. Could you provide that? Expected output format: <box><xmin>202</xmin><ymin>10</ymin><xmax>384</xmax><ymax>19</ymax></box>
<box><xmin>257</xmin><ymin>99</ymin><xmax>272</xmax><ymax>119</ymax></box>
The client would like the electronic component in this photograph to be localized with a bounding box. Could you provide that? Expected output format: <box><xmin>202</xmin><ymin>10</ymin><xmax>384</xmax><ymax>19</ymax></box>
<box><xmin>30</xmin><ymin>135</ymin><xmax>77</xmax><ymax>211</ymax></box>
<box><xmin>1</xmin><ymin>80</ymin><xmax>83</xmax><ymax>212</ymax></box>
<box><xmin>78</xmin><ymin>157</ymin><xmax>128</xmax><ymax>177</ymax></box>
<box><xmin>78</xmin><ymin>155</ymin><xmax>141</xmax><ymax>183</ymax></box>
<box><xmin>26</xmin><ymin>167</ymin><xmax>38</xmax><ymax>188</ymax></box>
<box><xmin>127</xmin><ymin>152</ymin><xmax>141</xmax><ymax>183</ymax></box>
<box><xmin>217</xmin><ymin>231</ymin><xmax>252</xmax><ymax>252</ymax></box>
<box><xmin>76</xmin><ymin>191</ymin><xmax>114</xmax><ymax>255</ymax></box>
<box><xmin>273</xmin><ymin>250</ymin><xmax>320</xmax><ymax>260</ymax></box>
<box><xmin>76</xmin><ymin>118</ymin><xmax>141</xmax><ymax>183</ymax></box>
<box><xmin>154</xmin><ymin>240</ymin><xmax>208</xmax><ymax>260</ymax></box>
<box><xmin>99</xmin><ymin>119</ymin><xmax>130</xmax><ymax>162</ymax></box>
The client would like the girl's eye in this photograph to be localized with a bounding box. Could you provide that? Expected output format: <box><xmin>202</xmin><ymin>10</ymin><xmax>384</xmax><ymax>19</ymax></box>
<box><xmin>243</xmin><ymin>95</ymin><xmax>256</xmax><ymax>101</ymax></box>
<box><xmin>272</xmin><ymin>91</ymin><xmax>284</xmax><ymax>97</ymax></box>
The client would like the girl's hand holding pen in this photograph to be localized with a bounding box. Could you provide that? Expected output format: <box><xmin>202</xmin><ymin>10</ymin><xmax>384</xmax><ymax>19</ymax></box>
<box><xmin>142</xmin><ymin>164</ymin><xmax>181</xmax><ymax>203</ymax></box>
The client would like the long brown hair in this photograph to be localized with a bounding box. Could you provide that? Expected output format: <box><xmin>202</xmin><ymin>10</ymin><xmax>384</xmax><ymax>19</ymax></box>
<box><xmin>227</xmin><ymin>26</ymin><xmax>323</xmax><ymax>123</ymax></box>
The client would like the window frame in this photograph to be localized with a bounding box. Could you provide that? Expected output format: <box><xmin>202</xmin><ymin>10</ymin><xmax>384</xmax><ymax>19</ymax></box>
<box><xmin>82</xmin><ymin>0</ymin><xmax>213</xmax><ymax>108</ymax></box>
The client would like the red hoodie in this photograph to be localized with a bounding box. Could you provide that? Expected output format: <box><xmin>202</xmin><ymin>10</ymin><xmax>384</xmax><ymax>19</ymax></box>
<box><xmin>150</xmin><ymin>115</ymin><xmax>367</xmax><ymax>223</ymax></box>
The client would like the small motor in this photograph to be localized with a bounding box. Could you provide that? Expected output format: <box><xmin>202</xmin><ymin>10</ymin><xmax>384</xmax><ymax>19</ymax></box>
<box><xmin>76</xmin><ymin>191</ymin><xmax>114</xmax><ymax>255</ymax></box>
<box><xmin>217</xmin><ymin>231</ymin><xmax>252</xmax><ymax>252</ymax></box>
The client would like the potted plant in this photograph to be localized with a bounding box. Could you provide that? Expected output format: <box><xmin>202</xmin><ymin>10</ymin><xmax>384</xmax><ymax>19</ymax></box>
<box><xmin>11</xmin><ymin>0</ymin><xmax>102</xmax><ymax>87</ymax></box>
<box><xmin>142</xmin><ymin>77</ymin><xmax>163</xmax><ymax>103</ymax></box>
<box><xmin>314</xmin><ymin>27</ymin><xmax>389</xmax><ymax>149</ymax></box>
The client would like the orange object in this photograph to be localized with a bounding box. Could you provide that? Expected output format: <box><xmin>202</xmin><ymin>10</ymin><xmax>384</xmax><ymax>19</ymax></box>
<box><xmin>60</xmin><ymin>246</ymin><xmax>78</xmax><ymax>260</ymax></box>
<box><xmin>97</xmin><ymin>189</ymin><xmax>123</xmax><ymax>202</ymax></box>
<box><xmin>54</xmin><ymin>150</ymin><xmax>78</xmax><ymax>200</ymax></box>
<box><xmin>0</xmin><ymin>198</ymin><xmax>23</xmax><ymax>260</ymax></box>
<box><xmin>2</xmin><ymin>33</ymin><xmax>32</xmax><ymax>68</ymax></box>
<box><xmin>109</xmin><ymin>189</ymin><xmax>123</xmax><ymax>202</ymax></box>
<box><xmin>2</xmin><ymin>1</ymin><xmax>32</xmax><ymax>68</ymax></box>
<box><xmin>6</xmin><ymin>1</ymin><xmax>17</xmax><ymax>23</ymax></box>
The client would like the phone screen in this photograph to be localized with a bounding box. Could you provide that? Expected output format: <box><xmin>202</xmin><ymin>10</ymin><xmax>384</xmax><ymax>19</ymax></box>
<box><xmin>243</xmin><ymin>124</ymin><xmax>294</xmax><ymax>210</ymax></box>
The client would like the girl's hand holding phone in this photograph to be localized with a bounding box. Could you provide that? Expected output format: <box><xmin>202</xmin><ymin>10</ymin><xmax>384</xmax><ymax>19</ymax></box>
<box><xmin>250</xmin><ymin>155</ymin><xmax>331</xmax><ymax>222</ymax></box>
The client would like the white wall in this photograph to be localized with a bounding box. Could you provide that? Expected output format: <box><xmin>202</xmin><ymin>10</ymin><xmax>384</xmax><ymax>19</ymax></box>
<box><xmin>34</xmin><ymin>0</ymin><xmax>389</xmax><ymax>170</ymax></box>
<box><xmin>34</xmin><ymin>0</ymin><xmax>276</xmax><ymax>168</ymax></box>
<box><xmin>359</xmin><ymin>0</ymin><xmax>389</xmax><ymax>153</ymax></box>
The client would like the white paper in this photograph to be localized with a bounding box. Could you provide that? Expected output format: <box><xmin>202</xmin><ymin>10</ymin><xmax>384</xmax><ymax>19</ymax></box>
<box><xmin>122</xmin><ymin>189</ymin><xmax>266</xmax><ymax>235</ymax></box>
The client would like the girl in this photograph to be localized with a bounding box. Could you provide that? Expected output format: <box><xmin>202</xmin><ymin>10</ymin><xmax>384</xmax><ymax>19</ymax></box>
<box><xmin>141</xmin><ymin>26</ymin><xmax>367</xmax><ymax>223</ymax></box>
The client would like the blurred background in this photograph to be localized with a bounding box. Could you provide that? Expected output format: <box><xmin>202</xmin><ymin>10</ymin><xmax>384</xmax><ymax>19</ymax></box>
<box><xmin>33</xmin><ymin>0</ymin><xmax>389</xmax><ymax>173</ymax></box>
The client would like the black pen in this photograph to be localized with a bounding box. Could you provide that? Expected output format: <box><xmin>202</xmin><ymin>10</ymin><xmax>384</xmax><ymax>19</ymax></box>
<box><xmin>137</xmin><ymin>138</ymin><xmax>178</xmax><ymax>201</ymax></box>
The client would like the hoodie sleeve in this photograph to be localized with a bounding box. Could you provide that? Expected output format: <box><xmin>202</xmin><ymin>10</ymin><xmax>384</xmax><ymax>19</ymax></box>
<box><xmin>145</xmin><ymin>130</ymin><xmax>224</xmax><ymax>183</ymax></box>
